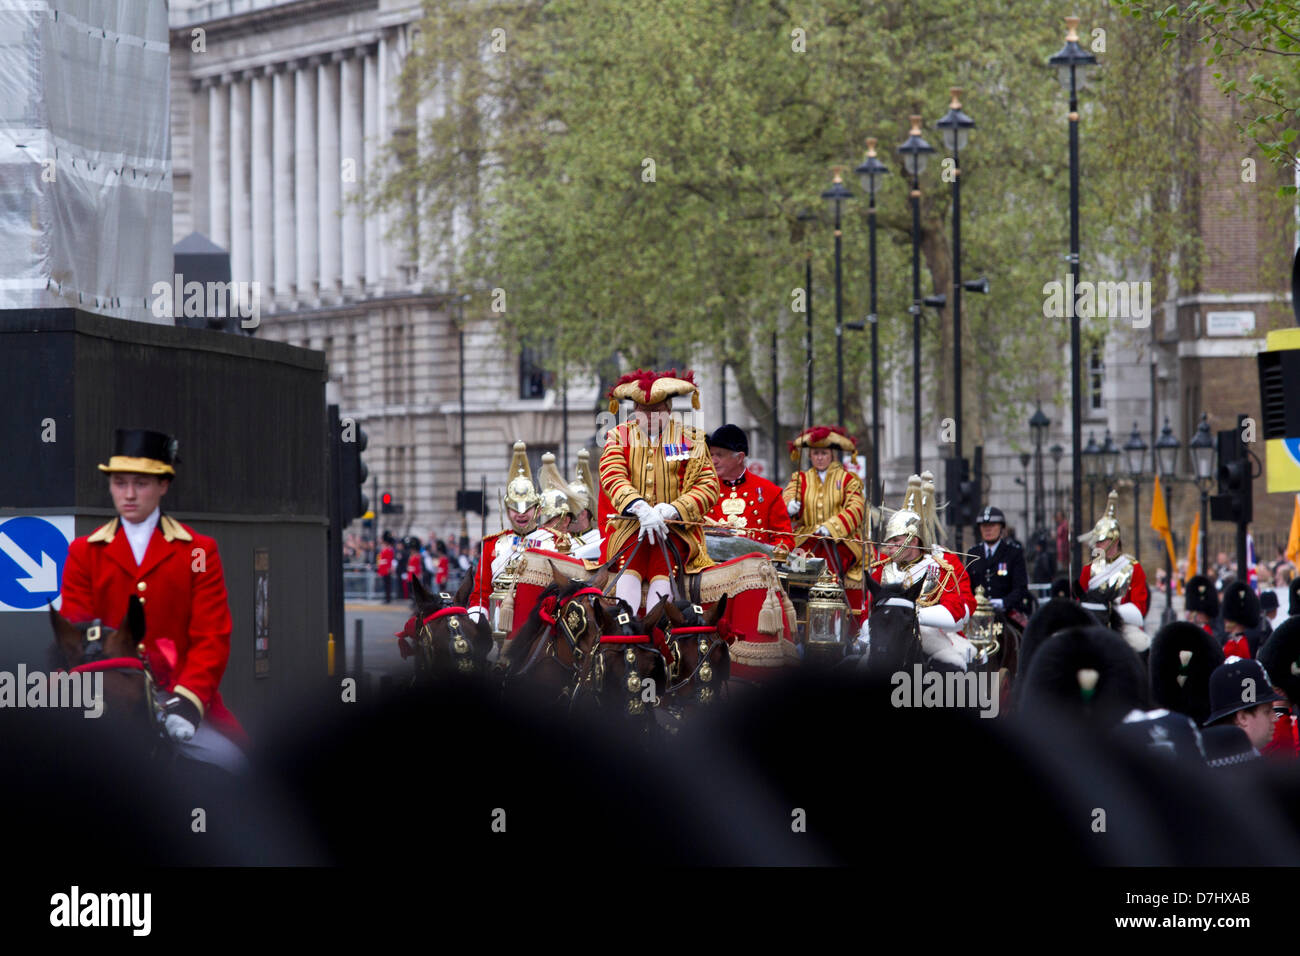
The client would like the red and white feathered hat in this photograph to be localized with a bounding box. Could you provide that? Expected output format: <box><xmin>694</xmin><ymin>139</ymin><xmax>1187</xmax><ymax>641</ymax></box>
<box><xmin>787</xmin><ymin>424</ymin><xmax>856</xmax><ymax>463</ymax></box>
<box><xmin>607</xmin><ymin>368</ymin><xmax>700</xmax><ymax>414</ymax></box>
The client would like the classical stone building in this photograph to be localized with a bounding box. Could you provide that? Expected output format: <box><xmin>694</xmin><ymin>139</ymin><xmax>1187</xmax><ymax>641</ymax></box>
<box><xmin>168</xmin><ymin>0</ymin><xmax>598</xmax><ymax>546</ymax></box>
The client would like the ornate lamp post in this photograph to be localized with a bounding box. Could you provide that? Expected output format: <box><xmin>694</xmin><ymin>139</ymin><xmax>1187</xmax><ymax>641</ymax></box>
<box><xmin>1123</xmin><ymin>422</ymin><xmax>1148</xmax><ymax>562</ymax></box>
<box><xmin>819</xmin><ymin>170</ymin><xmax>853</xmax><ymax>427</ymax></box>
<box><xmin>1030</xmin><ymin>405</ymin><xmax>1050</xmax><ymax>539</ymax></box>
<box><xmin>854</xmin><ymin>139</ymin><xmax>888</xmax><ymax>506</ymax></box>
<box><xmin>1083</xmin><ymin>431</ymin><xmax>1100</xmax><ymax>520</ymax></box>
<box><xmin>1018</xmin><ymin>451</ymin><xmax>1032</xmax><ymax>535</ymax></box>
<box><xmin>1189</xmin><ymin>413</ymin><xmax>1216</xmax><ymax>574</ymax></box>
<box><xmin>1048</xmin><ymin>15</ymin><xmax>1098</xmax><ymax>577</ymax></box>
<box><xmin>1050</xmin><ymin>442</ymin><xmax>1064</xmax><ymax>513</ymax></box>
<box><xmin>898</xmin><ymin>115</ymin><xmax>935</xmax><ymax>475</ymax></box>
<box><xmin>1100</xmin><ymin>427</ymin><xmax>1120</xmax><ymax>490</ymax></box>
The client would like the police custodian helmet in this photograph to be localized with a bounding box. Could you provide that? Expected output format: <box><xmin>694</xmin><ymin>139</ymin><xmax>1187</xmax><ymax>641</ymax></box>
<box><xmin>976</xmin><ymin>506</ymin><xmax>1006</xmax><ymax>526</ymax></box>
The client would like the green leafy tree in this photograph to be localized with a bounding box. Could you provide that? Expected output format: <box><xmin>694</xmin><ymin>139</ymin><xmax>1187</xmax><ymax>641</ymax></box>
<box><xmin>371</xmin><ymin>0</ymin><xmax>1215</xmax><ymax>473</ymax></box>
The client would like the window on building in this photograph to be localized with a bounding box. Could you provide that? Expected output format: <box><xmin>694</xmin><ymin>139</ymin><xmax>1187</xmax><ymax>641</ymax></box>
<box><xmin>519</xmin><ymin>345</ymin><xmax>552</xmax><ymax>399</ymax></box>
<box><xmin>1088</xmin><ymin>348</ymin><xmax>1104</xmax><ymax>412</ymax></box>
<box><xmin>525</xmin><ymin>444</ymin><xmax>560</xmax><ymax>482</ymax></box>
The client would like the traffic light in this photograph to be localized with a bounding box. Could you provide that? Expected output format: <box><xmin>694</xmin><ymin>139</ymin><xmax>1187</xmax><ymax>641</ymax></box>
<box><xmin>337</xmin><ymin>417</ymin><xmax>369</xmax><ymax>522</ymax></box>
<box><xmin>381</xmin><ymin>492</ymin><xmax>404</xmax><ymax>515</ymax></box>
<box><xmin>456</xmin><ymin>489</ymin><xmax>487</xmax><ymax>515</ymax></box>
<box><xmin>1210</xmin><ymin>418</ymin><xmax>1253</xmax><ymax>525</ymax></box>
<box><xmin>944</xmin><ymin>456</ymin><xmax>978</xmax><ymax>527</ymax></box>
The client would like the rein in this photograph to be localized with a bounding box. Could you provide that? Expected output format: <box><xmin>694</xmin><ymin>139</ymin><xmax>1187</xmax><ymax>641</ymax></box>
<box><xmin>664</xmin><ymin>623</ymin><xmax>729</xmax><ymax>696</ymax></box>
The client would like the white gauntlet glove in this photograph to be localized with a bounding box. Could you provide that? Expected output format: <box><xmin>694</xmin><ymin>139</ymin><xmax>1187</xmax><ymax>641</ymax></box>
<box><xmin>165</xmin><ymin>713</ymin><xmax>196</xmax><ymax>742</ymax></box>
<box><xmin>630</xmin><ymin>499</ymin><xmax>666</xmax><ymax>544</ymax></box>
<box><xmin>786</xmin><ymin>499</ymin><xmax>801</xmax><ymax>517</ymax></box>
<box><xmin>653</xmin><ymin>502</ymin><xmax>680</xmax><ymax>522</ymax></box>
<box><xmin>1116</xmin><ymin>602</ymin><xmax>1144</xmax><ymax>628</ymax></box>
<box><xmin>816</xmin><ymin>526</ymin><xmax>830</xmax><ymax>537</ymax></box>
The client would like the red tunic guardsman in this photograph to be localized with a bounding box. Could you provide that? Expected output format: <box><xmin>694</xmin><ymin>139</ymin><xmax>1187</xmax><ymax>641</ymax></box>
<box><xmin>860</xmin><ymin>472</ymin><xmax>975</xmax><ymax>670</ymax></box>
<box><xmin>598</xmin><ymin>368</ymin><xmax>720</xmax><ymax>615</ymax></box>
<box><xmin>1078</xmin><ymin>489</ymin><xmax>1150</xmax><ymax>653</ymax></box>
<box><xmin>702</xmin><ymin>424</ymin><xmax>794</xmax><ymax>554</ymax></box>
<box><xmin>59</xmin><ymin>428</ymin><xmax>248</xmax><ymax>770</ymax></box>
<box><xmin>466</xmin><ymin>440</ymin><xmax>541</xmax><ymax>623</ymax></box>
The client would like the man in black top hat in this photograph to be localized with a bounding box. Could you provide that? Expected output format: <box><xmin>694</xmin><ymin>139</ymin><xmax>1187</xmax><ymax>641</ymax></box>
<box><xmin>964</xmin><ymin>505</ymin><xmax>1029</xmax><ymax>624</ymax></box>
<box><xmin>1203</xmin><ymin>658</ymin><xmax>1285</xmax><ymax>752</ymax></box>
<box><xmin>702</xmin><ymin>424</ymin><xmax>794</xmax><ymax>553</ymax></box>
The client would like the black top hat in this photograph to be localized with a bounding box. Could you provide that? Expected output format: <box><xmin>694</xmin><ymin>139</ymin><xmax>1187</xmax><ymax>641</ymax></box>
<box><xmin>1204</xmin><ymin>658</ymin><xmax>1285</xmax><ymax>725</ymax></box>
<box><xmin>975</xmin><ymin>505</ymin><xmax>1006</xmax><ymax>526</ymax></box>
<box><xmin>1149</xmin><ymin>621</ymin><xmax>1225</xmax><ymax>725</ymax></box>
<box><xmin>1290</xmin><ymin>577</ymin><xmax>1300</xmax><ymax>616</ymax></box>
<box><xmin>97</xmin><ymin>428</ymin><xmax>179</xmax><ymax>477</ymax></box>
<box><xmin>1222</xmin><ymin>581</ymin><xmax>1261</xmax><ymax>629</ymax></box>
<box><xmin>1184</xmin><ymin>575</ymin><xmax>1219</xmax><ymax>617</ymax></box>
<box><xmin>1018</xmin><ymin>625</ymin><xmax>1148</xmax><ymax>726</ymax></box>
<box><xmin>1200</xmin><ymin>725</ymin><xmax>1262</xmax><ymax>769</ymax></box>
<box><xmin>706</xmin><ymin>424</ymin><xmax>749</xmax><ymax>456</ymax></box>
<box><xmin>1257</xmin><ymin>617</ymin><xmax>1300</xmax><ymax>706</ymax></box>
<box><xmin>1112</xmin><ymin>709</ymin><xmax>1206</xmax><ymax>763</ymax></box>
<box><xmin>1261</xmin><ymin>590</ymin><xmax>1279</xmax><ymax>613</ymax></box>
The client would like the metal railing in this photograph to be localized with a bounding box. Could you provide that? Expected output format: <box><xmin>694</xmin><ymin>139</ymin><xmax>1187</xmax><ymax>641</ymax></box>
<box><xmin>343</xmin><ymin>563</ymin><xmax>468</xmax><ymax>602</ymax></box>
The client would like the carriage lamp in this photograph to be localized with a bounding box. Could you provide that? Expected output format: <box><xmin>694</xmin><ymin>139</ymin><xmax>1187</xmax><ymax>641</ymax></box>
<box><xmin>966</xmin><ymin>586</ymin><xmax>1003</xmax><ymax>663</ymax></box>
<box><xmin>487</xmin><ymin>552</ymin><xmax>524</xmax><ymax>646</ymax></box>
<box><xmin>805</xmin><ymin>569</ymin><xmax>850</xmax><ymax>644</ymax></box>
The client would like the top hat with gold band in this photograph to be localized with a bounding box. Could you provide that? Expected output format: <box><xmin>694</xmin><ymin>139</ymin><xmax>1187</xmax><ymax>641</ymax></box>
<box><xmin>787</xmin><ymin>424</ymin><xmax>856</xmax><ymax>463</ymax></box>
<box><xmin>607</xmin><ymin>368</ymin><xmax>700</xmax><ymax>414</ymax></box>
<box><xmin>97</xmin><ymin>429</ymin><xmax>179</xmax><ymax>476</ymax></box>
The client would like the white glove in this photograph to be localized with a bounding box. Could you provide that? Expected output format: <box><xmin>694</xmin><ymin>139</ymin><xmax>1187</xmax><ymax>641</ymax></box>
<box><xmin>857</xmin><ymin>618</ymin><xmax>871</xmax><ymax>650</ymax></box>
<box><xmin>816</xmin><ymin>526</ymin><xmax>830</xmax><ymax>537</ymax></box>
<box><xmin>787</xmin><ymin>499</ymin><xmax>801</xmax><ymax>516</ymax></box>
<box><xmin>164</xmin><ymin>713</ymin><xmax>196</xmax><ymax>742</ymax></box>
<box><xmin>467</xmin><ymin>605</ymin><xmax>488</xmax><ymax>624</ymax></box>
<box><xmin>990</xmin><ymin>598</ymin><xmax>1004</xmax><ymax>610</ymax></box>
<box><xmin>653</xmin><ymin>502</ymin><xmax>680</xmax><ymax>522</ymax></box>
<box><xmin>630</xmin><ymin>500</ymin><xmax>666</xmax><ymax>544</ymax></box>
<box><xmin>1116</xmin><ymin>601</ymin><xmax>1144</xmax><ymax>628</ymax></box>
<box><xmin>917</xmin><ymin>604</ymin><xmax>962</xmax><ymax>631</ymax></box>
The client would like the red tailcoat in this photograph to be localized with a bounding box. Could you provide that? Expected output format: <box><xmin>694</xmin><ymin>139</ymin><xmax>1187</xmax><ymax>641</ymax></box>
<box><xmin>1079</xmin><ymin>559</ymin><xmax>1150</xmax><ymax>616</ymax></box>
<box><xmin>467</xmin><ymin>528</ymin><xmax>522</xmax><ymax>610</ymax></box>
<box><xmin>376</xmin><ymin>545</ymin><xmax>394</xmax><ymax>577</ymax></box>
<box><xmin>60</xmin><ymin>514</ymin><xmax>246</xmax><ymax>746</ymax></box>
<box><xmin>703</xmin><ymin>472</ymin><xmax>795</xmax><ymax>552</ymax></box>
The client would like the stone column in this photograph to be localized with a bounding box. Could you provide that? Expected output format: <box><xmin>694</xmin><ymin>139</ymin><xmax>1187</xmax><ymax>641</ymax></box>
<box><xmin>229</xmin><ymin>74</ymin><xmax>251</xmax><ymax>284</ymax></box>
<box><xmin>295</xmin><ymin>62</ymin><xmax>319</xmax><ymax>304</ymax></box>
<box><xmin>317</xmin><ymin>55</ymin><xmax>342</xmax><ymax>301</ymax></box>
<box><xmin>190</xmin><ymin>80</ymin><xmax>210</xmax><ymax>239</ymax></box>
<box><xmin>363</xmin><ymin>45</ymin><xmax>381</xmax><ymax>294</ymax></box>
<box><xmin>208</xmin><ymin>80</ymin><xmax>230</xmax><ymax>251</ymax></box>
<box><xmin>272</xmin><ymin>65</ymin><xmax>296</xmax><ymax>306</ymax></box>
<box><xmin>340</xmin><ymin>50</ymin><xmax>365</xmax><ymax>297</ymax></box>
<box><xmin>250</xmin><ymin>68</ymin><xmax>274</xmax><ymax>293</ymax></box>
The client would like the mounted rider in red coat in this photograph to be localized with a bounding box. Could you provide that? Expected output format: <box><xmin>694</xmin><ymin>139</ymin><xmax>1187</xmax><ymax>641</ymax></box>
<box><xmin>59</xmin><ymin>428</ymin><xmax>247</xmax><ymax>772</ymax></box>
<box><xmin>1078</xmin><ymin>489</ymin><xmax>1150</xmax><ymax>654</ymax></box>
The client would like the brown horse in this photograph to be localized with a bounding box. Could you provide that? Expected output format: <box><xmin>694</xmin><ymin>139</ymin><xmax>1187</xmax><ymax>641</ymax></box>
<box><xmin>575</xmin><ymin>600</ymin><xmax>670</xmax><ymax>734</ymax></box>
<box><xmin>498</xmin><ymin>563</ymin><xmax>610</xmax><ymax>706</ymax></box>
<box><xmin>398</xmin><ymin>574</ymin><xmax>494</xmax><ymax>682</ymax></box>
<box><xmin>48</xmin><ymin>595</ymin><xmax>171</xmax><ymax>755</ymax></box>
<box><xmin>643</xmin><ymin>594</ymin><xmax>731</xmax><ymax>712</ymax></box>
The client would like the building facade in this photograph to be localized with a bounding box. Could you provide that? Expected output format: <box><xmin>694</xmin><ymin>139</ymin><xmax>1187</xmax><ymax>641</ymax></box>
<box><xmin>168</xmin><ymin>0</ymin><xmax>598</xmax><ymax>546</ymax></box>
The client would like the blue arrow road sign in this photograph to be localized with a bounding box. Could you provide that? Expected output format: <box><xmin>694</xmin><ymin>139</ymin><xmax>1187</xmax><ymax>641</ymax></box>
<box><xmin>0</xmin><ymin>516</ymin><xmax>73</xmax><ymax>612</ymax></box>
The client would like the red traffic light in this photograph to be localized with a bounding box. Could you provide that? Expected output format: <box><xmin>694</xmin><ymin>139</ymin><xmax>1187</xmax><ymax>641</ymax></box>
<box><xmin>382</xmin><ymin>492</ymin><xmax>392</xmax><ymax>505</ymax></box>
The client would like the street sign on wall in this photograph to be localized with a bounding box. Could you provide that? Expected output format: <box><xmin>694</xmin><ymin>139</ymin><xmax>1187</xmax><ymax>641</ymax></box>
<box><xmin>0</xmin><ymin>515</ymin><xmax>73</xmax><ymax>612</ymax></box>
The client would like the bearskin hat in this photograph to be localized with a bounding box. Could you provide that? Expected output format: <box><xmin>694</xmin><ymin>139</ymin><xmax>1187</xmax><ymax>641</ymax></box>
<box><xmin>1017</xmin><ymin>598</ymin><xmax>1098</xmax><ymax>687</ymax></box>
<box><xmin>1184</xmin><ymin>575</ymin><xmax>1219</xmax><ymax>617</ymax></box>
<box><xmin>1257</xmin><ymin>616</ymin><xmax>1300</xmax><ymax>706</ymax></box>
<box><xmin>1148</xmin><ymin>621</ymin><xmax>1225</xmax><ymax>725</ymax></box>
<box><xmin>1221</xmin><ymin>581</ymin><xmax>1261</xmax><ymax>629</ymax></box>
<box><xmin>1290</xmin><ymin>576</ymin><xmax>1300</xmax><ymax>616</ymax></box>
<box><xmin>1018</xmin><ymin>625</ymin><xmax>1148</xmax><ymax>727</ymax></box>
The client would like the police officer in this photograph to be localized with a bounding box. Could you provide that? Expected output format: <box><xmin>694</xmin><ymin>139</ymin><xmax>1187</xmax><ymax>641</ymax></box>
<box><xmin>964</xmin><ymin>506</ymin><xmax>1029</xmax><ymax>621</ymax></box>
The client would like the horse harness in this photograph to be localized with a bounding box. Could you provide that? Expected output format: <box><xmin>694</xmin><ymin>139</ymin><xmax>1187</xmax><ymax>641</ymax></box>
<box><xmin>414</xmin><ymin>598</ymin><xmax>478</xmax><ymax>673</ymax></box>
<box><xmin>66</xmin><ymin>620</ymin><xmax>171</xmax><ymax>744</ymax></box>
<box><xmin>518</xmin><ymin>586</ymin><xmax>605</xmax><ymax>679</ymax></box>
<box><xmin>663</xmin><ymin>605</ymin><xmax>731</xmax><ymax>701</ymax></box>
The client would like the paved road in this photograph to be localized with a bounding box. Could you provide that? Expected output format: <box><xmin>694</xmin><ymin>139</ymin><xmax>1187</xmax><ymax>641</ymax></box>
<box><xmin>342</xmin><ymin>601</ymin><xmax>417</xmax><ymax>691</ymax></box>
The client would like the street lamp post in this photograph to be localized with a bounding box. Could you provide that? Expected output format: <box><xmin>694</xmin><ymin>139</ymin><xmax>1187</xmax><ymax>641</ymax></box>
<box><xmin>855</xmin><ymin>140</ymin><xmax>888</xmax><ymax>506</ymax></box>
<box><xmin>898</xmin><ymin>115</ymin><xmax>935</xmax><ymax>476</ymax></box>
<box><xmin>820</xmin><ymin>170</ymin><xmax>853</xmax><ymax>427</ymax></box>
<box><xmin>1049</xmin><ymin>15</ymin><xmax>1098</xmax><ymax>579</ymax></box>
<box><xmin>1154</xmin><ymin>417</ymin><xmax>1181</xmax><ymax>624</ymax></box>
<box><xmin>1030</xmin><ymin>405</ymin><xmax>1050</xmax><ymax>540</ymax></box>
<box><xmin>936</xmin><ymin>89</ymin><xmax>976</xmax><ymax>555</ymax></box>
<box><xmin>1083</xmin><ymin>431</ymin><xmax>1100</xmax><ymax>521</ymax></box>
<box><xmin>1100</xmin><ymin>427</ymin><xmax>1120</xmax><ymax>498</ymax></box>
<box><xmin>1018</xmin><ymin>452</ymin><xmax>1032</xmax><ymax>535</ymax></box>
<box><xmin>797</xmin><ymin>209</ymin><xmax>818</xmax><ymax>427</ymax></box>
<box><xmin>1189</xmin><ymin>413</ymin><xmax>1216</xmax><ymax>575</ymax></box>
<box><xmin>1050</xmin><ymin>443</ymin><xmax>1064</xmax><ymax>514</ymax></box>
<box><xmin>1123</xmin><ymin>422</ymin><xmax>1148</xmax><ymax>563</ymax></box>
